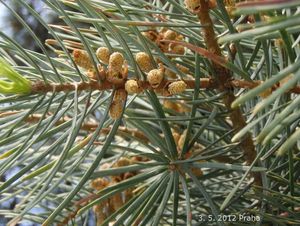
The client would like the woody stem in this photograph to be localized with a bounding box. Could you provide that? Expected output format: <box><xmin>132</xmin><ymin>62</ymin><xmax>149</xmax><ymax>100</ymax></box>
<box><xmin>30</xmin><ymin>79</ymin><xmax>300</xmax><ymax>94</ymax></box>
<box><xmin>197</xmin><ymin>0</ymin><xmax>261</xmax><ymax>185</ymax></box>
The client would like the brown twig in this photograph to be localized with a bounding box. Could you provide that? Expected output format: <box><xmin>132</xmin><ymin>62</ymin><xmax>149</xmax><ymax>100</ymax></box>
<box><xmin>0</xmin><ymin>112</ymin><xmax>149</xmax><ymax>143</ymax></box>
<box><xmin>30</xmin><ymin>78</ymin><xmax>216</xmax><ymax>93</ymax></box>
<box><xmin>196</xmin><ymin>0</ymin><xmax>261</xmax><ymax>185</ymax></box>
<box><xmin>30</xmin><ymin>78</ymin><xmax>300</xmax><ymax>94</ymax></box>
<box><xmin>57</xmin><ymin>193</ymin><xmax>101</xmax><ymax>226</ymax></box>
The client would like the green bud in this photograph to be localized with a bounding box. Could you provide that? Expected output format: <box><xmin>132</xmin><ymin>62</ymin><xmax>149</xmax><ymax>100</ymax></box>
<box><xmin>0</xmin><ymin>58</ymin><xmax>31</xmax><ymax>95</ymax></box>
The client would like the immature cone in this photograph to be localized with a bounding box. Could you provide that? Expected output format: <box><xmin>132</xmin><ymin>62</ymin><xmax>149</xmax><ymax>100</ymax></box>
<box><xmin>184</xmin><ymin>0</ymin><xmax>201</xmax><ymax>13</ymax></box>
<box><xmin>87</xmin><ymin>65</ymin><xmax>106</xmax><ymax>81</ymax></box>
<box><xmin>109</xmin><ymin>52</ymin><xmax>124</xmax><ymax>73</ymax></box>
<box><xmin>147</xmin><ymin>69</ymin><xmax>164</xmax><ymax>88</ymax></box>
<box><xmin>178</xmin><ymin>101</ymin><xmax>191</xmax><ymax>113</ymax></box>
<box><xmin>164</xmin><ymin>100</ymin><xmax>191</xmax><ymax>113</ymax></box>
<box><xmin>108</xmin><ymin>52</ymin><xmax>127</xmax><ymax>83</ymax></box>
<box><xmin>112</xmin><ymin>157</ymin><xmax>134</xmax><ymax>182</ymax></box>
<box><xmin>176</xmin><ymin>64</ymin><xmax>190</xmax><ymax>74</ymax></box>
<box><xmin>124</xmin><ymin>172</ymin><xmax>135</xmax><ymax>180</ymax></box>
<box><xmin>113</xmin><ymin>157</ymin><xmax>132</xmax><ymax>167</ymax></box>
<box><xmin>131</xmin><ymin>155</ymin><xmax>148</xmax><ymax>162</ymax></box>
<box><xmin>110</xmin><ymin>192</ymin><xmax>124</xmax><ymax>212</ymax></box>
<box><xmin>191</xmin><ymin>167</ymin><xmax>203</xmax><ymax>177</ymax></box>
<box><xmin>109</xmin><ymin>102</ymin><xmax>123</xmax><ymax>120</ymax></box>
<box><xmin>108</xmin><ymin>52</ymin><xmax>124</xmax><ymax>78</ymax></box>
<box><xmin>96</xmin><ymin>47</ymin><xmax>110</xmax><ymax>64</ymax></box>
<box><xmin>142</xmin><ymin>30</ymin><xmax>158</xmax><ymax>41</ymax></box>
<box><xmin>164</xmin><ymin>100</ymin><xmax>179</xmax><ymax>112</ymax></box>
<box><xmin>142</xmin><ymin>31</ymin><xmax>153</xmax><ymax>40</ymax></box>
<box><xmin>163</xmin><ymin>30</ymin><xmax>177</xmax><ymax>40</ymax></box>
<box><xmin>135</xmin><ymin>52</ymin><xmax>153</xmax><ymax>72</ymax></box>
<box><xmin>125</xmin><ymin>80</ymin><xmax>141</xmax><ymax>94</ymax></box>
<box><xmin>87</xmin><ymin>69</ymin><xmax>97</xmax><ymax>80</ymax></box>
<box><xmin>109</xmin><ymin>89</ymin><xmax>127</xmax><ymax>120</ymax></box>
<box><xmin>73</xmin><ymin>49</ymin><xmax>93</xmax><ymax>70</ymax></box>
<box><xmin>258</xmin><ymin>81</ymin><xmax>272</xmax><ymax>99</ymax></box>
<box><xmin>168</xmin><ymin>81</ymin><xmax>187</xmax><ymax>95</ymax></box>
<box><xmin>124</xmin><ymin>187</ymin><xmax>134</xmax><ymax>203</ymax></box>
<box><xmin>165</xmin><ymin>68</ymin><xmax>177</xmax><ymax>79</ymax></box>
<box><xmin>93</xmin><ymin>204</ymin><xmax>109</xmax><ymax>225</ymax></box>
<box><xmin>170</xmin><ymin>44</ymin><xmax>185</xmax><ymax>55</ymax></box>
<box><xmin>90</xmin><ymin>178</ymin><xmax>109</xmax><ymax>190</ymax></box>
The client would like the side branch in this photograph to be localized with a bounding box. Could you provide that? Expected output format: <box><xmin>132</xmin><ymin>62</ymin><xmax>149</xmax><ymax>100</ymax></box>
<box><xmin>196</xmin><ymin>0</ymin><xmax>261</xmax><ymax>184</ymax></box>
<box><xmin>30</xmin><ymin>78</ymin><xmax>300</xmax><ymax>94</ymax></box>
<box><xmin>30</xmin><ymin>78</ymin><xmax>215</xmax><ymax>93</ymax></box>
<box><xmin>0</xmin><ymin>112</ymin><xmax>149</xmax><ymax>143</ymax></box>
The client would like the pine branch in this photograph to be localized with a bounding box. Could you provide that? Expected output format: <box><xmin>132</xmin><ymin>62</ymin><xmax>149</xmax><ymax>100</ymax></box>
<box><xmin>28</xmin><ymin>78</ymin><xmax>300</xmax><ymax>94</ymax></box>
<box><xmin>195</xmin><ymin>0</ymin><xmax>261</xmax><ymax>184</ymax></box>
<box><xmin>0</xmin><ymin>112</ymin><xmax>149</xmax><ymax>143</ymax></box>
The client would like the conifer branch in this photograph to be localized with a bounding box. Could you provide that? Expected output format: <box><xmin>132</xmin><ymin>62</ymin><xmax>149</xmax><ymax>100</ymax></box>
<box><xmin>194</xmin><ymin>0</ymin><xmax>261</xmax><ymax>184</ymax></box>
<box><xmin>29</xmin><ymin>77</ymin><xmax>300</xmax><ymax>94</ymax></box>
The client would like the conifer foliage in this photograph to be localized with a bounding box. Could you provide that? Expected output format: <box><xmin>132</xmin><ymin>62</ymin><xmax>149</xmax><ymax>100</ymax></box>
<box><xmin>0</xmin><ymin>0</ymin><xmax>300</xmax><ymax>225</ymax></box>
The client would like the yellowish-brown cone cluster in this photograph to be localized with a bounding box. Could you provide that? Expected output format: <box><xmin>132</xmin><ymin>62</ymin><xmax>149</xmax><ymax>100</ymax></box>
<box><xmin>164</xmin><ymin>63</ymin><xmax>193</xmax><ymax>80</ymax></box>
<box><xmin>72</xmin><ymin>48</ymin><xmax>128</xmax><ymax>84</ymax></box>
<box><xmin>91</xmin><ymin>156</ymin><xmax>147</xmax><ymax>225</ymax></box>
<box><xmin>163</xmin><ymin>100</ymin><xmax>191</xmax><ymax>113</ymax></box>
<box><xmin>147</xmin><ymin>65</ymin><xmax>187</xmax><ymax>96</ymax></box>
<box><xmin>168</xmin><ymin>81</ymin><xmax>187</xmax><ymax>95</ymax></box>
<box><xmin>135</xmin><ymin>52</ymin><xmax>153</xmax><ymax>73</ymax></box>
<box><xmin>73</xmin><ymin>48</ymin><xmax>188</xmax><ymax>119</ymax></box>
<box><xmin>142</xmin><ymin>29</ymin><xmax>185</xmax><ymax>55</ymax></box>
<box><xmin>128</xmin><ymin>53</ymin><xmax>188</xmax><ymax>96</ymax></box>
<box><xmin>147</xmin><ymin>68</ymin><xmax>164</xmax><ymax>88</ymax></box>
<box><xmin>73</xmin><ymin>48</ymin><xmax>129</xmax><ymax>120</ymax></box>
<box><xmin>140</xmin><ymin>29</ymin><xmax>191</xmax><ymax>91</ymax></box>
<box><xmin>109</xmin><ymin>89</ymin><xmax>127</xmax><ymax>120</ymax></box>
<box><xmin>141</xmin><ymin>29</ymin><xmax>193</xmax><ymax>83</ymax></box>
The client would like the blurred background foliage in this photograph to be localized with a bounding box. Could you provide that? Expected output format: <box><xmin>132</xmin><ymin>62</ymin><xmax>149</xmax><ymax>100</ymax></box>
<box><xmin>0</xmin><ymin>0</ymin><xmax>58</xmax><ymax>52</ymax></box>
<box><xmin>0</xmin><ymin>1</ymin><xmax>57</xmax><ymax>225</ymax></box>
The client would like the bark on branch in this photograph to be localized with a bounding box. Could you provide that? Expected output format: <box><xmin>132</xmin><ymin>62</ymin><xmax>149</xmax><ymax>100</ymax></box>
<box><xmin>196</xmin><ymin>0</ymin><xmax>261</xmax><ymax>184</ymax></box>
